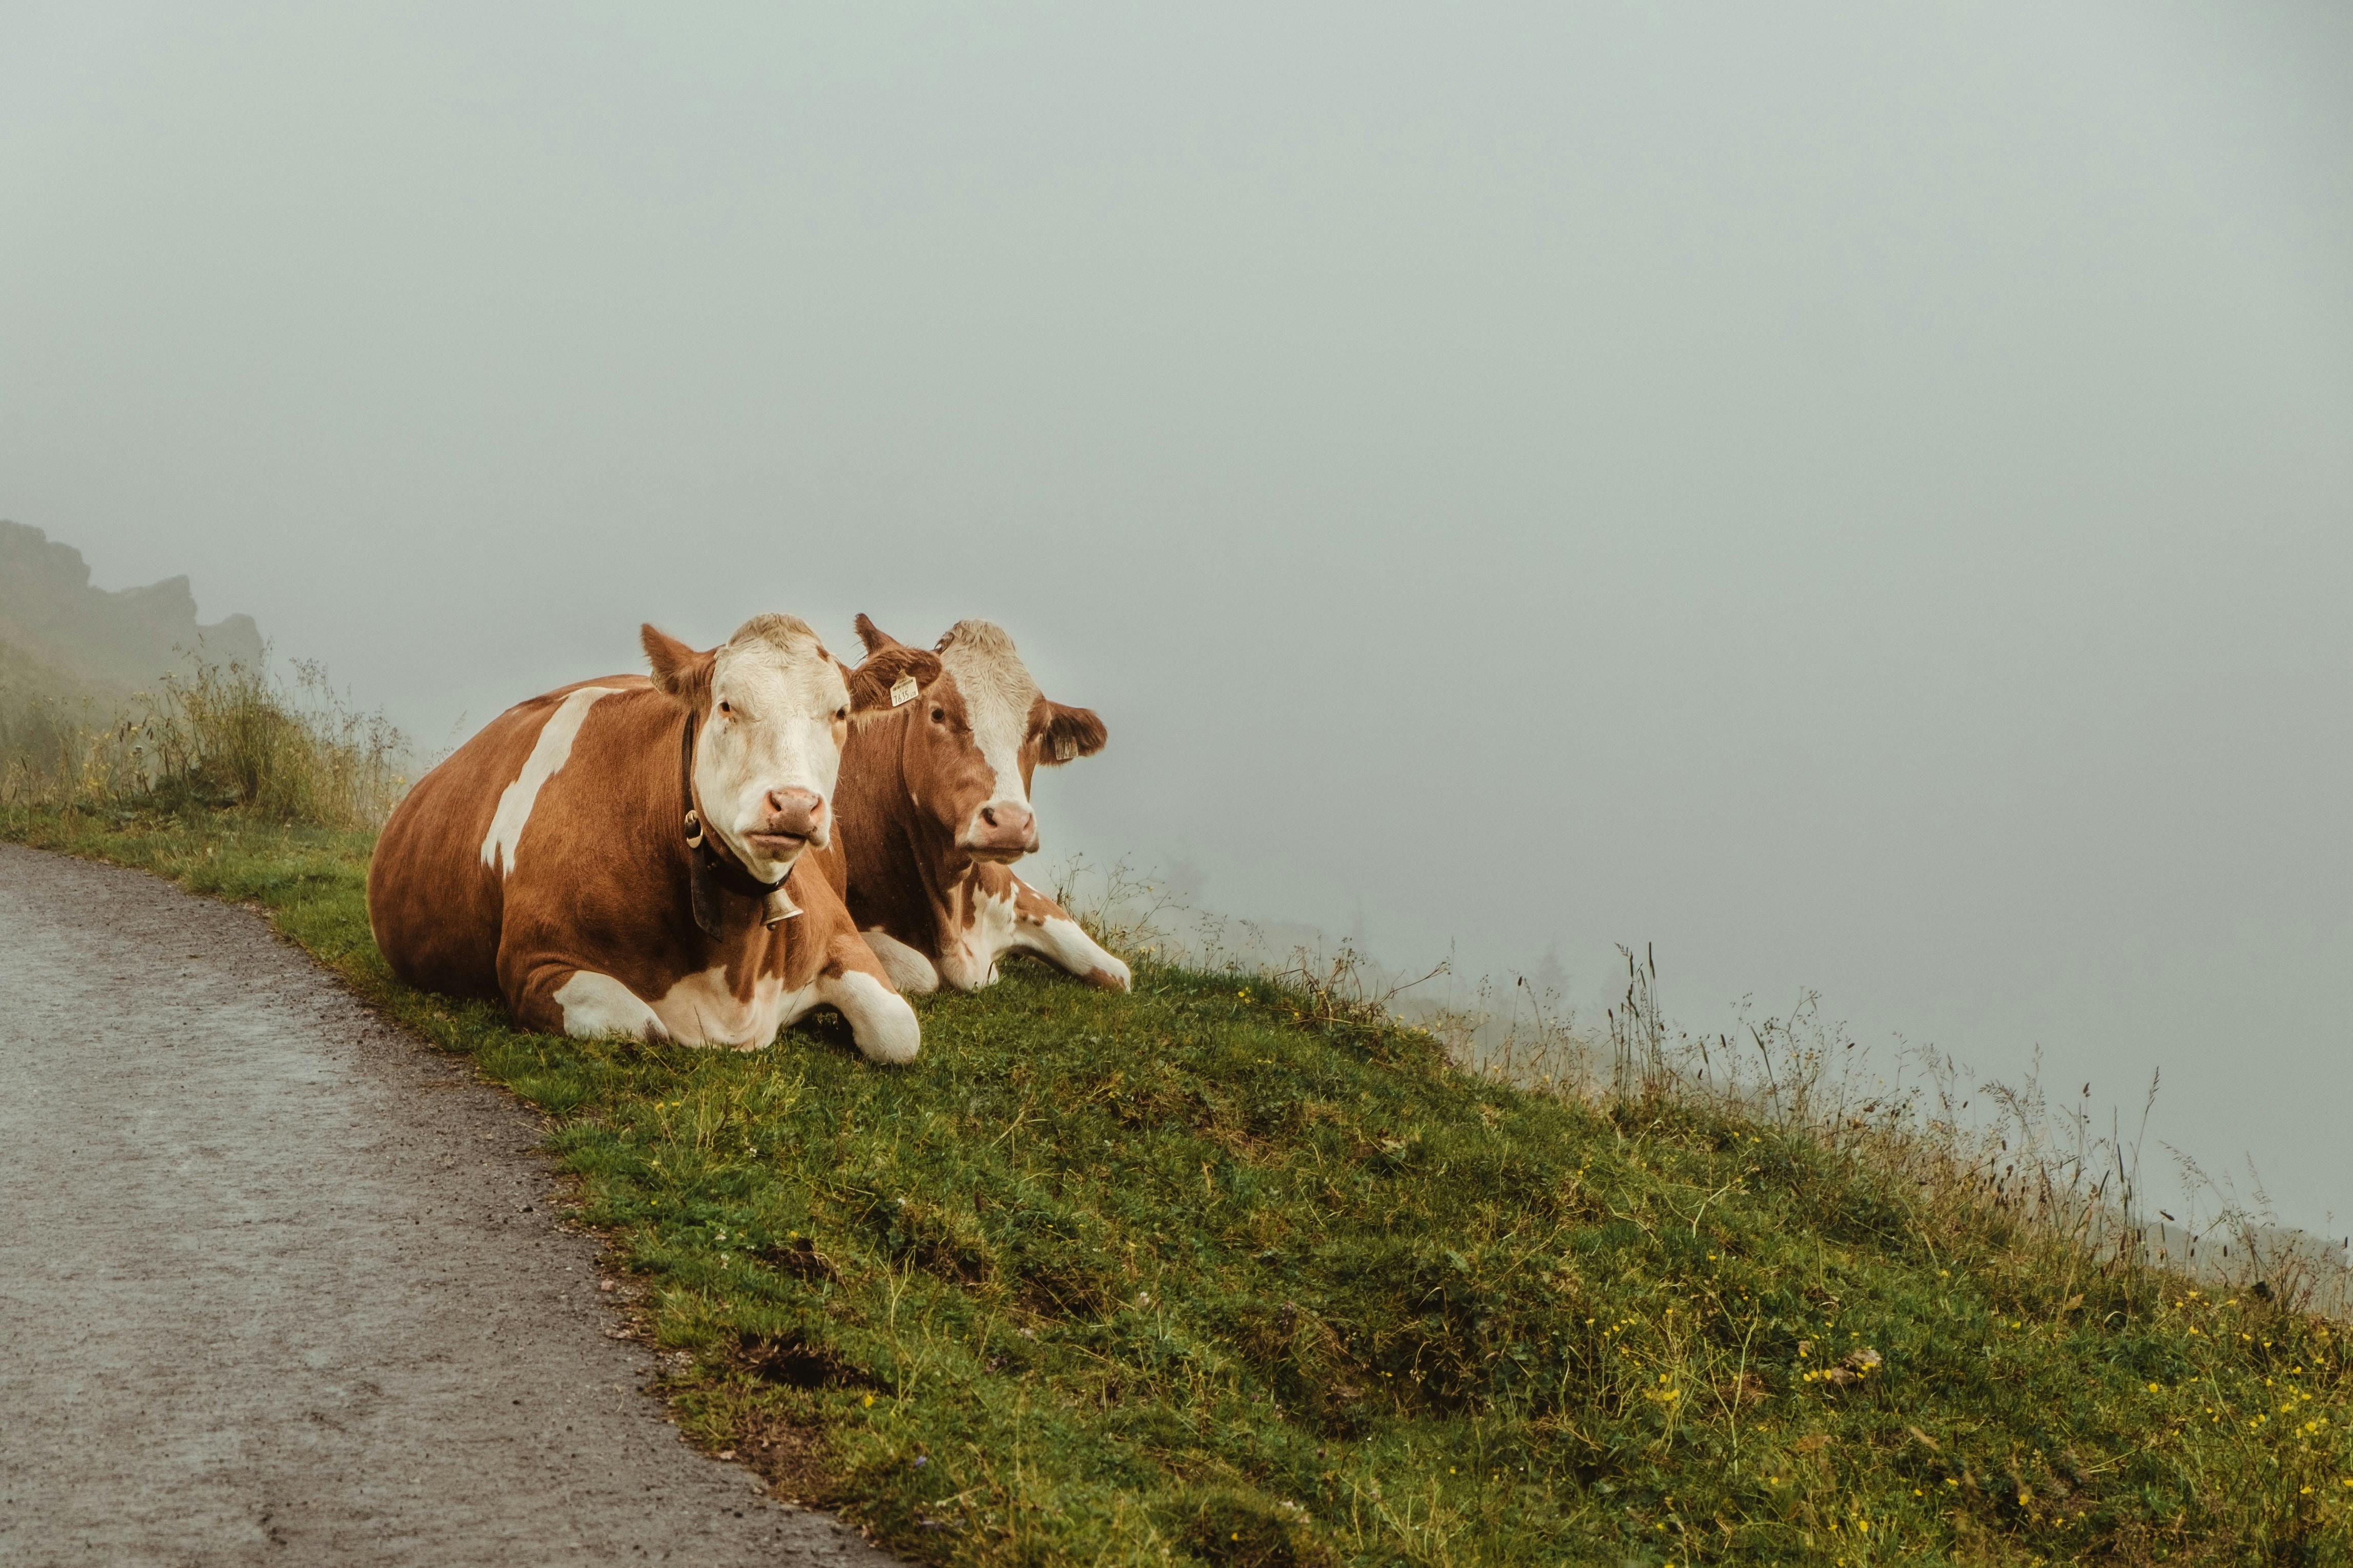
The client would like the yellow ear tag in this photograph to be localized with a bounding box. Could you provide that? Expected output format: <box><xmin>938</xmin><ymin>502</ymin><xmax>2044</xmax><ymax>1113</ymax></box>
<box><xmin>890</xmin><ymin>674</ymin><xmax>919</xmax><ymax>706</ymax></box>
<box><xmin>1055</xmin><ymin>735</ymin><xmax>1078</xmax><ymax>761</ymax></box>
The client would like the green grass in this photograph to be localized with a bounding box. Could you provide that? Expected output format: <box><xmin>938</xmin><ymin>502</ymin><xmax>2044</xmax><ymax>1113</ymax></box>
<box><xmin>8</xmin><ymin>803</ymin><xmax>2351</xmax><ymax>1567</ymax></box>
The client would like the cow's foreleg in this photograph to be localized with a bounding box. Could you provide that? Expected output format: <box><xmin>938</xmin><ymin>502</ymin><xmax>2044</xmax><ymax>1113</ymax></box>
<box><xmin>1007</xmin><ymin>878</ymin><xmax>1132</xmax><ymax>991</ymax></box>
<box><xmin>804</xmin><ymin>932</ymin><xmax>922</xmax><ymax>1064</ymax></box>
<box><xmin>512</xmin><ymin>964</ymin><xmax>670</xmax><ymax>1042</ymax></box>
<box><xmin>860</xmin><ymin>929</ymin><xmax>942</xmax><ymax>995</ymax></box>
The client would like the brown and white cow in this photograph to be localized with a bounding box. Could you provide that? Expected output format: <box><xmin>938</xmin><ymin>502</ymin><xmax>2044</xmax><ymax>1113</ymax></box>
<box><xmin>367</xmin><ymin>615</ymin><xmax>941</xmax><ymax>1060</ymax></box>
<box><xmin>825</xmin><ymin>615</ymin><xmax>1131</xmax><ymax>995</ymax></box>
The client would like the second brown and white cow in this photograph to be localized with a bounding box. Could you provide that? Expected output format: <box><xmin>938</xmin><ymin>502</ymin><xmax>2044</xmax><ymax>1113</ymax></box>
<box><xmin>367</xmin><ymin>614</ymin><xmax>941</xmax><ymax>1060</ymax></box>
<box><xmin>828</xmin><ymin>615</ymin><xmax>1131</xmax><ymax>994</ymax></box>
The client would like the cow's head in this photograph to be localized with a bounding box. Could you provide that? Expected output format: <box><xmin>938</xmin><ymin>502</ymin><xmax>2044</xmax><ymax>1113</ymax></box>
<box><xmin>643</xmin><ymin>615</ymin><xmax>940</xmax><ymax>884</ymax></box>
<box><xmin>852</xmin><ymin>614</ymin><xmax>1107</xmax><ymax>862</ymax></box>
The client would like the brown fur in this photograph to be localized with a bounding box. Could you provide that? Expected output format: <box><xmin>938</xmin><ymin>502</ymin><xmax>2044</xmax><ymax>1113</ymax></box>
<box><xmin>367</xmin><ymin>629</ymin><xmax>931</xmax><ymax>1044</ymax></box>
<box><xmin>831</xmin><ymin>616</ymin><xmax>1115</xmax><ymax>987</ymax></box>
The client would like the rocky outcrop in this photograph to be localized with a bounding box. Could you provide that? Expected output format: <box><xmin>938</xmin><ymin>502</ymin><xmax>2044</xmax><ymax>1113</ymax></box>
<box><xmin>0</xmin><ymin>521</ymin><xmax>262</xmax><ymax>692</ymax></box>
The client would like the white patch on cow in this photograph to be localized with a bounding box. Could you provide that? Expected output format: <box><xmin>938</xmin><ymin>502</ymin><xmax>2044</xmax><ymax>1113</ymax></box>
<box><xmin>555</xmin><ymin>969</ymin><xmax>667</xmax><ymax>1040</ymax></box>
<box><xmin>651</xmin><ymin>963</ymin><xmax>791</xmax><ymax>1049</ymax></box>
<box><xmin>816</xmin><ymin>968</ymin><xmax>922</xmax><ymax>1064</ymax></box>
<box><xmin>699</xmin><ymin>616</ymin><xmax>855</xmax><ymax>884</ymax></box>
<box><xmin>937</xmin><ymin>882</ymin><xmax>1020</xmax><ymax>991</ymax></box>
<box><xmin>480</xmin><ymin>685</ymin><xmax>617</xmax><ymax>876</ymax></box>
<box><xmin>924</xmin><ymin>873</ymin><xmax>1132</xmax><ymax>994</ymax></box>
<box><xmin>773</xmin><ymin>979</ymin><xmax>825</xmax><ymax>1033</ymax></box>
<box><xmin>936</xmin><ymin>620</ymin><xmax>1042</xmax><ymax>835</ymax></box>
<box><xmin>1019</xmin><ymin>915</ymin><xmax>1133</xmax><ymax>993</ymax></box>
<box><xmin>862</xmin><ymin>929</ymin><xmax>941</xmax><ymax>994</ymax></box>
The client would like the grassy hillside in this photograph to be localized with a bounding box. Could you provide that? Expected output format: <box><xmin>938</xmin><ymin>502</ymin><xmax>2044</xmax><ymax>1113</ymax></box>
<box><xmin>7</xmin><ymin>803</ymin><xmax>2349</xmax><ymax>1566</ymax></box>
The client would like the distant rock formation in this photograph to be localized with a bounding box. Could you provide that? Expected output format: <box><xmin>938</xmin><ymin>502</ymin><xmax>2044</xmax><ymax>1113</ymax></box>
<box><xmin>0</xmin><ymin>520</ymin><xmax>263</xmax><ymax>693</ymax></box>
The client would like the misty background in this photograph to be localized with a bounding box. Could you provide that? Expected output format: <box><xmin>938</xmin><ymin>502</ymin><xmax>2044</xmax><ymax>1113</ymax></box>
<box><xmin>4</xmin><ymin>5</ymin><xmax>2348</xmax><ymax>1226</ymax></box>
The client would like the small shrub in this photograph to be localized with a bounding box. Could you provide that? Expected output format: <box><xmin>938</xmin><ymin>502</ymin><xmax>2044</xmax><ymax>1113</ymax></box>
<box><xmin>0</xmin><ymin>651</ymin><xmax>407</xmax><ymax>828</ymax></box>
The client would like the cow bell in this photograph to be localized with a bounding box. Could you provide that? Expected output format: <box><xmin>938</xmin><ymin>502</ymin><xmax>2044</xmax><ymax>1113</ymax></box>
<box><xmin>762</xmin><ymin>884</ymin><xmax>801</xmax><ymax>926</ymax></box>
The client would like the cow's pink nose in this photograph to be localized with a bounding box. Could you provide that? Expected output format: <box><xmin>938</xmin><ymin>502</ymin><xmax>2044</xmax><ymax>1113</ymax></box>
<box><xmin>765</xmin><ymin>788</ymin><xmax>826</xmax><ymax>837</ymax></box>
<box><xmin>974</xmin><ymin>804</ymin><xmax>1037</xmax><ymax>851</ymax></box>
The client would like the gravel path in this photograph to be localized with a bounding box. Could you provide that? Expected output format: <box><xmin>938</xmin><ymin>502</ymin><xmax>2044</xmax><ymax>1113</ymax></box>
<box><xmin>0</xmin><ymin>844</ymin><xmax>898</xmax><ymax>1566</ymax></box>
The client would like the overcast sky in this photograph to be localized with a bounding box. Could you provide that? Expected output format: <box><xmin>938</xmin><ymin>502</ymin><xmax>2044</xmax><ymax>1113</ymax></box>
<box><xmin>5</xmin><ymin>3</ymin><xmax>2348</xmax><ymax>1227</ymax></box>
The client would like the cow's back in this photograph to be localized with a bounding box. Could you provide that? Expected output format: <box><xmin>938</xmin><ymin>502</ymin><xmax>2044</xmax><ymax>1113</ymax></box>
<box><xmin>368</xmin><ymin>678</ymin><xmax>648</xmax><ymax>997</ymax></box>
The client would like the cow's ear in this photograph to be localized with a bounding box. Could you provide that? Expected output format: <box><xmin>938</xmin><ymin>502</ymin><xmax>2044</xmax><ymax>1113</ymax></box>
<box><xmin>1037</xmin><ymin>701</ymin><xmax>1107</xmax><ymax>765</ymax></box>
<box><xmin>852</xmin><ymin>613</ymin><xmax>905</xmax><ymax>656</ymax></box>
<box><xmin>642</xmin><ymin>624</ymin><xmax>714</xmax><ymax>705</ymax></box>
<box><xmin>844</xmin><ymin>646</ymin><xmax>942</xmax><ymax>717</ymax></box>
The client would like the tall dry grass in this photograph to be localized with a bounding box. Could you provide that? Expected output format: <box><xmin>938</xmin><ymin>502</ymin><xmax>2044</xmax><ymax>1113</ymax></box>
<box><xmin>0</xmin><ymin>654</ymin><xmax>408</xmax><ymax>830</ymax></box>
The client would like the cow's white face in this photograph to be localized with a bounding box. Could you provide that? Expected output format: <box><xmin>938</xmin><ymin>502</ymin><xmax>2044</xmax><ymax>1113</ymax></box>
<box><xmin>934</xmin><ymin>626</ymin><xmax>1046</xmax><ymax>860</ymax></box>
<box><xmin>696</xmin><ymin>626</ymin><xmax>852</xmax><ymax>884</ymax></box>
<box><xmin>868</xmin><ymin>618</ymin><xmax>1107</xmax><ymax>864</ymax></box>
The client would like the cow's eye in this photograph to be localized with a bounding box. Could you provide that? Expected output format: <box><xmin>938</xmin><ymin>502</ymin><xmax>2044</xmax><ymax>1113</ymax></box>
<box><xmin>716</xmin><ymin>700</ymin><xmax>731</xmax><ymax>717</ymax></box>
<box><xmin>834</xmin><ymin>706</ymin><xmax>848</xmax><ymax>722</ymax></box>
<box><xmin>931</xmin><ymin>706</ymin><xmax>945</xmax><ymax>723</ymax></box>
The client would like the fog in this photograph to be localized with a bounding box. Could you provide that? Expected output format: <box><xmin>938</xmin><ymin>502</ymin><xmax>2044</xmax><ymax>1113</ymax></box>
<box><xmin>5</xmin><ymin>5</ymin><xmax>2348</xmax><ymax>1225</ymax></box>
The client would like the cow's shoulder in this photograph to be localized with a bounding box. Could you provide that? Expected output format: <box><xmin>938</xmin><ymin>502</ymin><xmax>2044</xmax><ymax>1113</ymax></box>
<box><xmin>458</xmin><ymin>674</ymin><xmax>654</xmax><ymax>763</ymax></box>
<box><xmin>545</xmin><ymin>673</ymin><xmax>656</xmax><ymax>700</ymax></box>
<box><xmin>466</xmin><ymin>678</ymin><xmax>663</xmax><ymax>805</ymax></box>
<box><xmin>480</xmin><ymin>678</ymin><xmax>679</xmax><ymax>923</ymax></box>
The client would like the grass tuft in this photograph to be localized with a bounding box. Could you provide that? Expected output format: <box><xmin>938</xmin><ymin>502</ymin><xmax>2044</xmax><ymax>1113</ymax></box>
<box><xmin>1</xmin><ymin>653</ymin><xmax>406</xmax><ymax>827</ymax></box>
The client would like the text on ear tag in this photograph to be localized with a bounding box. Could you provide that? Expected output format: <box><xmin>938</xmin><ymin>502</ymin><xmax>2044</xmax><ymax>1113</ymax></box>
<box><xmin>890</xmin><ymin>674</ymin><xmax>919</xmax><ymax>706</ymax></box>
<box><xmin>1055</xmin><ymin>735</ymin><xmax>1078</xmax><ymax>761</ymax></box>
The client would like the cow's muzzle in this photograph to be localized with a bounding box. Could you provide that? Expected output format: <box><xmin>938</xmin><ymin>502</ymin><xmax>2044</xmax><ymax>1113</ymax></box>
<box><xmin>961</xmin><ymin>802</ymin><xmax>1037</xmax><ymax>860</ymax></box>
<box><xmin>747</xmin><ymin>788</ymin><xmax>829</xmax><ymax>856</ymax></box>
